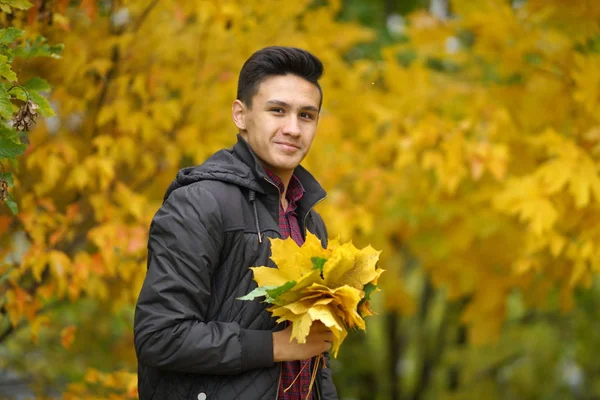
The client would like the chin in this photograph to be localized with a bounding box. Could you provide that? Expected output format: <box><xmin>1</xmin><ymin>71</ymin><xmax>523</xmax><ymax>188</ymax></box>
<box><xmin>271</xmin><ymin>161</ymin><xmax>301</xmax><ymax>172</ymax></box>
<box><xmin>271</xmin><ymin>155</ymin><xmax>302</xmax><ymax>168</ymax></box>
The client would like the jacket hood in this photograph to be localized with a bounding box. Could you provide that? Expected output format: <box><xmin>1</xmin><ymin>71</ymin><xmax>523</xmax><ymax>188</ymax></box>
<box><xmin>163</xmin><ymin>135</ymin><xmax>326</xmax><ymax>203</ymax></box>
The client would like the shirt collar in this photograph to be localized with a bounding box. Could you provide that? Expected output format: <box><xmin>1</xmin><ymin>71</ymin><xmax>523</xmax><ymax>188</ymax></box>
<box><xmin>264</xmin><ymin>168</ymin><xmax>305</xmax><ymax>203</ymax></box>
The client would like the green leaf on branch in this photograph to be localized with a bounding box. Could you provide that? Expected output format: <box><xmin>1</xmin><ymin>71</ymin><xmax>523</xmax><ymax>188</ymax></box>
<box><xmin>0</xmin><ymin>120</ymin><xmax>18</xmax><ymax>139</ymax></box>
<box><xmin>5</xmin><ymin>191</ymin><xmax>18</xmax><ymax>214</ymax></box>
<box><xmin>0</xmin><ymin>171</ymin><xmax>14</xmax><ymax>187</ymax></box>
<box><xmin>0</xmin><ymin>27</ymin><xmax>24</xmax><ymax>45</ymax></box>
<box><xmin>0</xmin><ymin>137</ymin><xmax>26</xmax><ymax>159</ymax></box>
<box><xmin>14</xmin><ymin>36</ymin><xmax>63</xmax><ymax>59</ymax></box>
<box><xmin>0</xmin><ymin>47</ymin><xmax>15</xmax><ymax>64</ymax></box>
<box><xmin>0</xmin><ymin>86</ymin><xmax>12</xmax><ymax>119</ymax></box>
<box><xmin>0</xmin><ymin>0</ymin><xmax>34</xmax><ymax>11</ymax></box>
<box><xmin>29</xmin><ymin>91</ymin><xmax>54</xmax><ymax>117</ymax></box>
<box><xmin>23</xmin><ymin>77</ymin><xmax>51</xmax><ymax>92</ymax></box>
<box><xmin>0</xmin><ymin>55</ymin><xmax>17</xmax><ymax>82</ymax></box>
<box><xmin>21</xmin><ymin>78</ymin><xmax>54</xmax><ymax>116</ymax></box>
<box><xmin>7</xmin><ymin>86</ymin><xmax>27</xmax><ymax>102</ymax></box>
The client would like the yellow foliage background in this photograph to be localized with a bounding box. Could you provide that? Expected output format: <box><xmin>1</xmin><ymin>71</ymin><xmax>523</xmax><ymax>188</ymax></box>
<box><xmin>2</xmin><ymin>0</ymin><xmax>600</xmax><ymax>398</ymax></box>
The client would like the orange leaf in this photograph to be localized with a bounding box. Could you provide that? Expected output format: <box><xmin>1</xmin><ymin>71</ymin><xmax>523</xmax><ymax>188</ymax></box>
<box><xmin>6</xmin><ymin>287</ymin><xmax>31</xmax><ymax>326</ymax></box>
<box><xmin>80</xmin><ymin>0</ymin><xmax>97</xmax><ymax>20</ymax></box>
<box><xmin>30</xmin><ymin>316</ymin><xmax>50</xmax><ymax>345</ymax></box>
<box><xmin>49</xmin><ymin>229</ymin><xmax>63</xmax><ymax>247</ymax></box>
<box><xmin>27</xmin><ymin>1</ymin><xmax>42</xmax><ymax>26</ymax></box>
<box><xmin>0</xmin><ymin>215</ymin><xmax>11</xmax><ymax>236</ymax></box>
<box><xmin>66</xmin><ymin>203</ymin><xmax>80</xmax><ymax>221</ymax></box>
<box><xmin>38</xmin><ymin>198</ymin><xmax>56</xmax><ymax>212</ymax></box>
<box><xmin>56</xmin><ymin>0</ymin><xmax>69</xmax><ymax>14</ymax></box>
<box><xmin>61</xmin><ymin>325</ymin><xmax>77</xmax><ymax>349</ymax></box>
<box><xmin>127</xmin><ymin>226</ymin><xmax>146</xmax><ymax>254</ymax></box>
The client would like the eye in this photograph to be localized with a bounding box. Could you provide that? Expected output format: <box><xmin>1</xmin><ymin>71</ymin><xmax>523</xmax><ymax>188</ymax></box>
<box><xmin>300</xmin><ymin>112</ymin><xmax>315</xmax><ymax>120</ymax></box>
<box><xmin>270</xmin><ymin>108</ymin><xmax>285</xmax><ymax>114</ymax></box>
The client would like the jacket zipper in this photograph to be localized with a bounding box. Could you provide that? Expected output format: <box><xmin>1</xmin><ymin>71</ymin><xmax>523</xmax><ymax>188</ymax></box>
<box><xmin>275</xmin><ymin>364</ymin><xmax>282</xmax><ymax>400</ymax></box>
<box><xmin>264</xmin><ymin>177</ymin><xmax>281</xmax><ymax>203</ymax></box>
<box><xmin>266</xmin><ymin>176</ymin><xmax>282</xmax><ymax>400</ymax></box>
<box><xmin>265</xmin><ymin>177</ymin><xmax>326</xmax><ymax>400</ymax></box>
<box><xmin>263</xmin><ymin>177</ymin><xmax>327</xmax><ymax>236</ymax></box>
<box><xmin>303</xmin><ymin>196</ymin><xmax>326</xmax><ymax>238</ymax></box>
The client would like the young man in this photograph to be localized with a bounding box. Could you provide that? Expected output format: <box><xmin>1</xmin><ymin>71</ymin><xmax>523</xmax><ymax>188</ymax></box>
<box><xmin>134</xmin><ymin>46</ymin><xmax>338</xmax><ymax>400</ymax></box>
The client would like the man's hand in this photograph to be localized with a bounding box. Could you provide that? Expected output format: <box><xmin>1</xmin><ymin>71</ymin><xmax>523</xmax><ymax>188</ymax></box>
<box><xmin>273</xmin><ymin>321</ymin><xmax>332</xmax><ymax>362</ymax></box>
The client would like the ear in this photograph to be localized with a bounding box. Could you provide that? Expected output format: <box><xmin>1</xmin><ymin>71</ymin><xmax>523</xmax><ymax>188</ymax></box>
<box><xmin>232</xmin><ymin>100</ymin><xmax>247</xmax><ymax>131</ymax></box>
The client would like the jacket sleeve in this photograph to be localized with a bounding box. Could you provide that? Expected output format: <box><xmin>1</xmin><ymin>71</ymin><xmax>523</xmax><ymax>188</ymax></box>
<box><xmin>320</xmin><ymin>352</ymin><xmax>339</xmax><ymax>399</ymax></box>
<box><xmin>308</xmin><ymin>210</ymin><xmax>328</xmax><ymax>248</ymax></box>
<box><xmin>133</xmin><ymin>184</ymin><xmax>274</xmax><ymax>374</ymax></box>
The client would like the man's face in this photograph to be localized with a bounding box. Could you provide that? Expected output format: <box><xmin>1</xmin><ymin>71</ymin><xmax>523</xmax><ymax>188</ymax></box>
<box><xmin>233</xmin><ymin>74</ymin><xmax>321</xmax><ymax>178</ymax></box>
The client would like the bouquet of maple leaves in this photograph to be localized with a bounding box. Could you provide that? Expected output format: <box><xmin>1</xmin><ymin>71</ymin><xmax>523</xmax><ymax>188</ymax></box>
<box><xmin>239</xmin><ymin>232</ymin><xmax>384</xmax><ymax>358</ymax></box>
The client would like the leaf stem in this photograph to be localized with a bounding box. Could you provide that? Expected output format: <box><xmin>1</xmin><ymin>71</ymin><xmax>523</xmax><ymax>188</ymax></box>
<box><xmin>6</xmin><ymin>85</ymin><xmax>30</xmax><ymax>101</ymax></box>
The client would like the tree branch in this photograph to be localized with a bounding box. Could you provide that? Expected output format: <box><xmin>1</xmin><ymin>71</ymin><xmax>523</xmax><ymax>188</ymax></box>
<box><xmin>411</xmin><ymin>277</ymin><xmax>439</xmax><ymax>400</ymax></box>
<box><xmin>133</xmin><ymin>0</ymin><xmax>159</xmax><ymax>32</ymax></box>
<box><xmin>0</xmin><ymin>300</ymin><xmax>65</xmax><ymax>345</ymax></box>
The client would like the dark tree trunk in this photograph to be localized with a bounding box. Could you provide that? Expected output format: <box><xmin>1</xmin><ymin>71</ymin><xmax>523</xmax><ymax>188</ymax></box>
<box><xmin>358</xmin><ymin>369</ymin><xmax>379</xmax><ymax>400</ymax></box>
<box><xmin>448</xmin><ymin>325</ymin><xmax>466</xmax><ymax>391</ymax></box>
<box><xmin>384</xmin><ymin>0</ymin><xmax>395</xmax><ymax>17</ymax></box>
<box><xmin>387</xmin><ymin>312</ymin><xmax>403</xmax><ymax>400</ymax></box>
<box><xmin>410</xmin><ymin>278</ymin><xmax>437</xmax><ymax>400</ymax></box>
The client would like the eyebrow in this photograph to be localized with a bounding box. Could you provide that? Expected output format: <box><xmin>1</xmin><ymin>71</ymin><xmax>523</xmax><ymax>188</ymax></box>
<box><xmin>265</xmin><ymin>100</ymin><xmax>319</xmax><ymax>113</ymax></box>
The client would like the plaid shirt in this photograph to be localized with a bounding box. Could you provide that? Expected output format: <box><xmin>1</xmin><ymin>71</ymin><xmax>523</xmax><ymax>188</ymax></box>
<box><xmin>265</xmin><ymin>169</ymin><xmax>314</xmax><ymax>400</ymax></box>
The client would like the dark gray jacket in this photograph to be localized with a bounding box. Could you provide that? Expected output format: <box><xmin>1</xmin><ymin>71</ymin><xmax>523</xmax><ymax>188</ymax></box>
<box><xmin>134</xmin><ymin>136</ymin><xmax>338</xmax><ymax>400</ymax></box>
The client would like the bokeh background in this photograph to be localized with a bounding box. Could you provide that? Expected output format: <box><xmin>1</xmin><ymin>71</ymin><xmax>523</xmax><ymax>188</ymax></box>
<box><xmin>2</xmin><ymin>0</ymin><xmax>600</xmax><ymax>399</ymax></box>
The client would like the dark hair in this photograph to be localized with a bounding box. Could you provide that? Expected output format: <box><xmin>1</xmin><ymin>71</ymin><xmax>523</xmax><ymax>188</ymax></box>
<box><xmin>237</xmin><ymin>46</ymin><xmax>324</xmax><ymax>109</ymax></box>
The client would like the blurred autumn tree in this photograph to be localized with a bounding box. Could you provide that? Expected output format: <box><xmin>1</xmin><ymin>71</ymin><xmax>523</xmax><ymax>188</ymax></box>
<box><xmin>2</xmin><ymin>0</ymin><xmax>600</xmax><ymax>399</ymax></box>
<box><xmin>332</xmin><ymin>0</ymin><xmax>600</xmax><ymax>399</ymax></box>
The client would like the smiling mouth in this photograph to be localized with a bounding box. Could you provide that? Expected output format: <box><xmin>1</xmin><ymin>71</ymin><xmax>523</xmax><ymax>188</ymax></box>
<box><xmin>275</xmin><ymin>142</ymin><xmax>300</xmax><ymax>151</ymax></box>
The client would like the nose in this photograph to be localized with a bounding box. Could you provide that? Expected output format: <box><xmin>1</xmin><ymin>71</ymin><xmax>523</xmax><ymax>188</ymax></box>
<box><xmin>282</xmin><ymin>115</ymin><xmax>301</xmax><ymax>136</ymax></box>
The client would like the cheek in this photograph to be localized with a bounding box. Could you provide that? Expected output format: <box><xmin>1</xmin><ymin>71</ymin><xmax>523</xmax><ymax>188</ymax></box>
<box><xmin>246</xmin><ymin>115</ymin><xmax>254</xmax><ymax>128</ymax></box>
<box><xmin>304</xmin><ymin>128</ymin><xmax>317</xmax><ymax>144</ymax></box>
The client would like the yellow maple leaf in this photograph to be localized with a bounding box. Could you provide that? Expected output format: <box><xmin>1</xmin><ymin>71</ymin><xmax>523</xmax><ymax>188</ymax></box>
<box><xmin>245</xmin><ymin>232</ymin><xmax>383</xmax><ymax>357</ymax></box>
<box><xmin>323</xmin><ymin>243</ymin><xmax>381</xmax><ymax>290</ymax></box>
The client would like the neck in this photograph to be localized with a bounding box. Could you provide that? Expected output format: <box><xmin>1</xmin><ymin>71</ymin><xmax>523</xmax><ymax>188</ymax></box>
<box><xmin>262</xmin><ymin>164</ymin><xmax>292</xmax><ymax>207</ymax></box>
<box><xmin>277</xmin><ymin>172</ymin><xmax>293</xmax><ymax>194</ymax></box>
